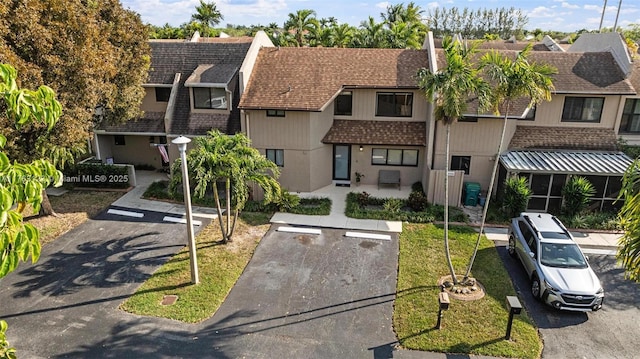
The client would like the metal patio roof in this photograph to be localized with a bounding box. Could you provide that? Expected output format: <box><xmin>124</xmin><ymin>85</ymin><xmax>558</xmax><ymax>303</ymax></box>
<box><xmin>500</xmin><ymin>150</ymin><xmax>634</xmax><ymax>176</ymax></box>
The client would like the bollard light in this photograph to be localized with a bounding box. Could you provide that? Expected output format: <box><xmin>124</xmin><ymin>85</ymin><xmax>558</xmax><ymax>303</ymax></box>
<box><xmin>505</xmin><ymin>295</ymin><xmax>522</xmax><ymax>340</ymax></box>
<box><xmin>172</xmin><ymin>135</ymin><xmax>199</xmax><ymax>285</ymax></box>
<box><xmin>436</xmin><ymin>291</ymin><xmax>450</xmax><ymax>329</ymax></box>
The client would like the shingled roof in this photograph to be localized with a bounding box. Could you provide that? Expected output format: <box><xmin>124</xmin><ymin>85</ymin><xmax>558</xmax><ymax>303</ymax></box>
<box><xmin>239</xmin><ymin>47</ymin><xmax>429</xmax><ymax>111</ymax></box>
<box><xmin>508</xmin><ymin>126</ymin><xmax>619</xmax><ymax>151</ymax></box>
<box><xmin>98</xmin><ymin>112</ymin><xmax>166</xmax><ymax>134</ymax></box>
<box><xmin>322</xmin><ymin>120</ymin><xmax>426</xmax><ymax>146</ymax></box>
<box><xmin>146</xmin><ymin>39</ymin><xmax>251</xmax><ymax>135</ymax></box>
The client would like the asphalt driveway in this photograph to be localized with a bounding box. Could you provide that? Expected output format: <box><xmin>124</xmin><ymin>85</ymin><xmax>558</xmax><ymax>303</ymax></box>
<box><xmin>1</xmin><ymin>210</ymin><xmax>416</xmax><ymax>358</ymax></box>
<box><xmin>498</xmin><ymin>245</ymin><xmax>640</xmax><ymax>359</ymax></box>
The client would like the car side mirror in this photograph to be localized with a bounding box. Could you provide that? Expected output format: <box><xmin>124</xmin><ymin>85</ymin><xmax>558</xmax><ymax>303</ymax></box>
<box><xmin>529</xmin><ymin>251</ymin><xmax>535</xmax><ymax>259</ymax></box>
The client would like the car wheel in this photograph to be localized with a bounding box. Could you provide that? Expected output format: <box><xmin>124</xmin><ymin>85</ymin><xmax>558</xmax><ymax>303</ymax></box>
<box><xmin>508</xmin><ymin>235</ymin><xmax>516</xmax><ymax>258</ymax></box>
<box><xmin>531</xmin><ymin>275</ymin><xmax>542</xmax><ymax>301</ymax></box>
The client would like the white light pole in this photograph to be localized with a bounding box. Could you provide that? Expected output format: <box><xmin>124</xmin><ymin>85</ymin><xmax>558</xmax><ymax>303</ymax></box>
<box><xmin>172</xmin><ymin>136</ymin><xmax>199</xmax><ymax>284</ymax></box>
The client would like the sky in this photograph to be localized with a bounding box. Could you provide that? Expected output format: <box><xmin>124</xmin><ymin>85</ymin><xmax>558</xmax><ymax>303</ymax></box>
<box><xmin>120</xmin><ymin>0</ymin><xmax>640</xmax><ymax>33</ymax></box>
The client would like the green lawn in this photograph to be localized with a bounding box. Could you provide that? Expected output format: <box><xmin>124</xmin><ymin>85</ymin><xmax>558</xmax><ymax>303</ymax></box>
<box><xmin>394</xmin><ymin>223</ymin><xmax>542</xmax><ymax>358</ymax></box>
<box><xmin>119</xmin><ymin>212</ymin><xmax>271</xmax><ymax>323</ymax></box>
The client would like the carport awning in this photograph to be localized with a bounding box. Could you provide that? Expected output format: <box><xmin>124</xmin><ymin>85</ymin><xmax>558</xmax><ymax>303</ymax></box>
<box><xmin>500</xmin><ymin>150</ymin><xmax>633</xmax><ymax>176</ymax></box>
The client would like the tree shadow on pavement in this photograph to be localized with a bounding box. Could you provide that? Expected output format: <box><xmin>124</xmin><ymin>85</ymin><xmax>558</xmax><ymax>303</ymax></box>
<box><xmin>11</xmin><ymin>231</ymin><xmax>183</xmax><ymax>298</ymax></box>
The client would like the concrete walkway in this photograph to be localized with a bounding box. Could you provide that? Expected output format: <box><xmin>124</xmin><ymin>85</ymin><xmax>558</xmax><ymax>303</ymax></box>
<box><xmin>112</xmin><ymin>170</ymin><xmax>218</xmax><ymax>219</ymax></box>
<box><xmin>271</xmin><ymin>184</ymin><xmax>408</xmax><ymax>233</ymax></box>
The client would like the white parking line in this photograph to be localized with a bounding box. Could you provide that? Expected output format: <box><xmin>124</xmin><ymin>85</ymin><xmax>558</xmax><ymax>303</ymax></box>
<box><xmin>163</xmin><ymin>216</ymin><xmax>202</xmax><ymax>226</ymax></box>
<box><xmin>277</xmin><ymin>226</ymin><xmax>321</xmax><ymax>235</ymax></box>
<box><xmin>107</xmin><ymin>209</ymin><xmax>144</xmax><ymax>218</ymax></box>
<box><xmin>345</xmin><ymin>231</ymin><xmax>391</xmax><ymax>241</ymax></box>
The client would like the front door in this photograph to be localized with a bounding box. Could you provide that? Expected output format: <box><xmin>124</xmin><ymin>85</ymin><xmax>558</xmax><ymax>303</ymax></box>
<box><xmin>333</xmin><ymin>144</ymin><xmax>351</xmax><ymax>181</ymax></box>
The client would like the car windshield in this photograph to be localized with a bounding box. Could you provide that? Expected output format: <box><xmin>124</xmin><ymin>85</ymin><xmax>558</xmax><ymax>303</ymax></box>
<box><xmin>540</xmin><ymin>243</ymin><xmax>588</xmax><ymax>268</ymax></box>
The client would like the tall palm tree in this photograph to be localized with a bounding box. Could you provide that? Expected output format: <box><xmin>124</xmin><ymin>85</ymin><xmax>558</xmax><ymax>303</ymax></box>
<box><xmin>617</xmin><ymin>159</ymin><xmax>640</xmax><ymax>282</ymax></box>
<box><xmin>170</xmin><ymin>130</ymin><xmax>281</xmax><ymax>243</ymax></box>
<box><xmin>464</xmin><ymin>44</ymin><xmax>556</xmax><ymax>278</ymax></box>
<box><xmin>284</xmin><ymin>9</ymin><xmax>317</xmax><ymax>47</ymax></box>
<box><xmin>416</xmin><ymin>38</ymin><xmax>489</xmax><ymax>284</ymax></box>
<box><xmin>191</xmin><ymin>0</ymin><xmax>224</xmax><ymax>37</ymax></box>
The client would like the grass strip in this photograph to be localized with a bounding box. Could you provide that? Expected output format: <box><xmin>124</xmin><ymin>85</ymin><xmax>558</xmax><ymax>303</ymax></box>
<box><xmin>394</xmin><ymin>223</ymin><xmax>542</xmax><ymax>358</ymax></box>
<box><xmin>120</xmin><ymin>212</ymin><xmax>271</xmax><ymax>323</ymax></box>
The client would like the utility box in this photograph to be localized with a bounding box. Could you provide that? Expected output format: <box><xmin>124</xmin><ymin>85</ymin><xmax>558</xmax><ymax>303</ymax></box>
<box><xmin>463</xmin><ymin>182</ymin><xmax>481</xmax><ymax>206</ymax></box>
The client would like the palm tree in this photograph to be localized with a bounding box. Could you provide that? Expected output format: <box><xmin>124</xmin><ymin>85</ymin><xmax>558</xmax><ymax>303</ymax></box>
<box><xmin>170</xmin><ymin>130</ymin><xmax>281</xmax><ymax>243</ymax></box>
<box><xmin>284</xmin><ymin>9</ymin><xmax>317</xmax><ymax>46</ymax></box>
<box><xmin>464</xmin><ymin>44</ymin><xmax>556</xmax><ymax>278</ymax></box>
<box><xmin>416</xmin><ymin>38</ymin><xmax>489</xmax><ymax>285</ymax></box>
<box><xmin>618</xmin><ymin>159</ymin><xmax>640</xmax><ymax>282</ymax></box>
<box><xmin>332</xmin><ymin>23</ymin><xmax>355</xmax><ymax>48</ymax></box>
<box><xmin>356</xmin><ymin>16</ymin><xmax>387</xmax><ymax>48</ymax></box>
<box><xmin>191</xmin><ymin>0</ymin><xmax>224</xmax><ymax>37</ymax></box>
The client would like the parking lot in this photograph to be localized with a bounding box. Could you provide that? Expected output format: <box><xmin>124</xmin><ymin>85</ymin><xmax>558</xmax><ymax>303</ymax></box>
<box><xmin>498</xmin><ymin>246</ymin><xmax>640</xmax><ymax>359</ymax></box>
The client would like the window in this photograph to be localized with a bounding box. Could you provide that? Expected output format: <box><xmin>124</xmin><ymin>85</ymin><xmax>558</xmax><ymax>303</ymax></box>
<box><xmin>114</xmin><ymin>135</ymin><xmax>125</xmax><ymax>146</ymax></box>
<box><xmin>459</xmin><ymin>116</ymin><xmax>478</xmax><ymax>123</ymax></box>
<box><xmin>371</xmin><ymin>148</ymin><xmax>418</xmax><ymax>166</ymax></box>
<box><xmin>266</xmin><ymin>149</ymin><xmax>284</xmax><ymax>167</ymax></box>
<box><xmin>334</xmin><ymin>91</ymin><xmax>352</xmax><ymax>116</ymax></box>
<box><xmin>155</xmin><ymin>87</ymin><xmax>171</xmax><ymax>102</ymax></box>
<box><xmin>376</xmin><ymin>92</ymin><xmax>413</xmax><ymax>117</ymax></box>
<box><xmin>620</xmin><ymin>98</ymin><xmax>640</xmax><ymax>133</ymax></box>
<box><xmin>451</xmin><ymin>156</ymin><xmax>471</xmax><ymax>174</ymax></box>
<box><xmin>561</xmin><ymin>97</ymin><xmax>604</xmax><ymax>122</ymax></box>
<box><xmin>193</xmin><ymin>87</ymin><xmax>227</xmax><ymax>109</ymax></box>
<box><xmin>266</xmin><ymin>109</ymin><xmax>285</xmax><ymax>117</ymax></box>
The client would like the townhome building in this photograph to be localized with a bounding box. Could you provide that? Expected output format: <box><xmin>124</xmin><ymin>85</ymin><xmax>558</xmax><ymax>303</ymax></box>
<box><xmin>239</xmin><ymin>32</ymin><xmax>638</xmax><ymax>211</ymax></box>
<box><xmin>92</xmin><ymin>32</ymin><xmax>272</xmax><ymax>168</ymax></box>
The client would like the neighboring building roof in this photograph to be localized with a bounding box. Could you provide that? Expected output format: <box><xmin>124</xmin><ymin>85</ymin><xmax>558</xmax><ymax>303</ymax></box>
<box><xmin>432</xmin><ymin>38</ymin><xmax>552</xmax><ymax>51</ymax></box>
<box><xmin>500</xmin><ymin>150</ymin><xmax>633</xmax><ymax>175</ymax></box>
<box><xmin>508</xmin><ymin>126</ymin><xmax>619</xmax><ymax>151</ymax></box>
<box><xmin>529</xmin><ymin>51</ymin><xmax>634</xmax><ymax>94</ymax></box>
<box><xmin>433</xmin><ymin>48</ymin><xmax>635</xmax><ymax>97</ymax></box>
<box><xmin>322</xmin><ymin>120</ymin><xmax>426</xmax><ymax>146</ymax></box>
<box><xmin>97</xmin><ymin>112</ymin><xmax>166</xmax><ymax>134</ymax></box>
<box><xmin>239</xmin><ymin>47</ymin><xmax>429</xmax><ymax>111</ymax></box>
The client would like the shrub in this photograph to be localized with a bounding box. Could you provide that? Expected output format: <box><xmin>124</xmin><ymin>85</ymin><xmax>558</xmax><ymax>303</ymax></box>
<box><xmin>273</xmin><ymin>189</ymin><xmax>300</xmax><ymax>211</ymax></box>
<box><xmin>561</xmin><ymin>176</ymin><xmax>595</xmax><ymax>217</ymax></box>
<box><xmin>407</xmin><ymin>190</ymin><xmax>428</xmax><ymax>211</ymax></box>
<box><xmin>411</xmin><ymin>181</ymin><xmax>425</xmax><ymax>194</ymax></box>
<box><xmin>356</xmin><ymin>191</ymin><xmax>370</xmax><ymax>207</ymax></box>
<box><xmin>383</xmin><ymin>198</ymin><xmax>403</xmax><ymax>213</ymax></box>
<box><xmin>143</xmin><ymin>181</ymin><xmax>172</xmax><ymax>200</ymax></box>
<box><xmin>502</xmin><ymin>176</ymin><xmax>532</xmax><ymax>218</ymax></box>
<box><xmin>64</xmin><ymin>163</ymin><xmax>130</xmax><ymax>189</ymax></box>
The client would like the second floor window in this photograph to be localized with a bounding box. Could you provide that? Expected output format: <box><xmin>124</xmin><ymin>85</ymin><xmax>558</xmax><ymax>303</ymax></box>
<box><xmin>376</xmin><ymin>92</ymin><xmax>413</xmax><ymax>117</ymax></box>
<box><xmin>620</xmin><ymin>98</ymin><xmax>640</xmax><ymax>133</ymax></box>
<box><xmin>193</xmin><ymin>87</ymin><xmax>227</xmax><ymax>109</ymax></box>
<box><xmin>266</xmin><ymin>109</ymin><xmax>285</xmax><ymax>117</ymax></box>
<box><xmin>334</xmin><ymin>91</ymin><xmax>352</xmax><ymax>116</ymax></box>
<box><xmin>562</xmin><ymin>96</ymin><xmax>604</xmax><ymax>123</ymax></box>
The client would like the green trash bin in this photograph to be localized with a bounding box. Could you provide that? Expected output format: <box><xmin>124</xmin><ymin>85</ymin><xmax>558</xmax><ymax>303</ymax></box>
<box><xmin>463</xmin><ymin>182</ymin><xmax>481</xmax><ymax>206</ymax></box>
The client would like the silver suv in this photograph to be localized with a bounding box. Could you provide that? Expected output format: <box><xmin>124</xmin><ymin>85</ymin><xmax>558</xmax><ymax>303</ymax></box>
<box><xmin>508</xmin><ymin>212</ymin><xmax>604</xmax><ymax>312</ymax></box>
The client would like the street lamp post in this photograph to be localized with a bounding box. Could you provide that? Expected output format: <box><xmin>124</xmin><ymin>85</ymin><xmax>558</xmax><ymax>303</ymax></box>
<box><xmin>172</xmin><ymin>136</ymin><xmax>199</xmax><ymax>284</ymax></box>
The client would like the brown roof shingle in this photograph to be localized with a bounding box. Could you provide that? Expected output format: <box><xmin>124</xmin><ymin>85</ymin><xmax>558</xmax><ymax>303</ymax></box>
<box><xmin>508</xmin><ymin>126</ymin><xmax>619</xmax><ymax>151</ymax></box>
<box><xmin>239</xmin><ymin>47</ymin><xmax>429</xmax><ymax>111</ymax></box>
<box><xmin>322</xmin><ymin>120</ymin><xmax>426</xmax><ymax>146</ymax></box>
